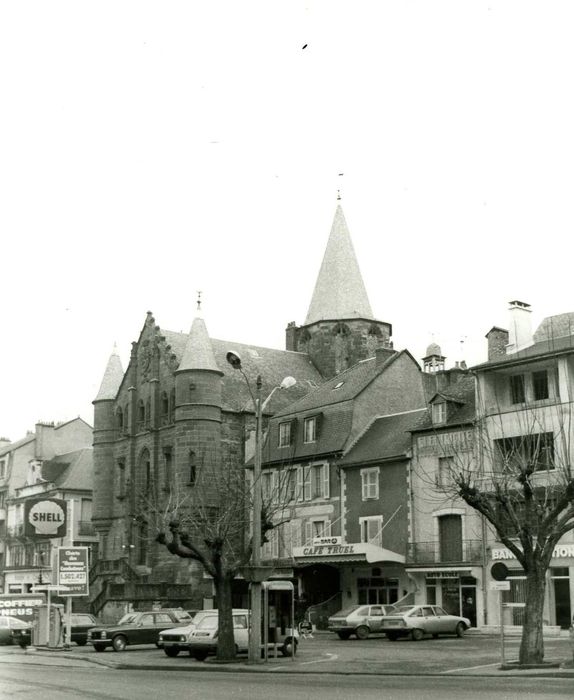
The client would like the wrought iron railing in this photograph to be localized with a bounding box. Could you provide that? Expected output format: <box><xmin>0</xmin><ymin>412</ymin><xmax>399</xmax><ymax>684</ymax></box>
<box><xmin>407</xmin><ymin>540</ymin><xmax>483</xmax><ymax>565</ymax></box>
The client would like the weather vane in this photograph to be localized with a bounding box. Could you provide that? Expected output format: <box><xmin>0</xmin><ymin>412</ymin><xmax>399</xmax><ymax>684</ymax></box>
<box><xmin>197</xmin><ymin>291</ymin><xmax>202</xmax><ymax>312</ymax></box>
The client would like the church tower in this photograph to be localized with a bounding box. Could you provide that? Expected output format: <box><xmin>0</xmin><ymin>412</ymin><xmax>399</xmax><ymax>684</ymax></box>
<box><xmin>285</xmin><ymin>202</ymin><xmax>392</xmax><ymax>378</ymax></box>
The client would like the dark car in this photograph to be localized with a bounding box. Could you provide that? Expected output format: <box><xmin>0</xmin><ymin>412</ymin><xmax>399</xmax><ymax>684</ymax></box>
<box><xmin>87</xmin><ymin>609</ymin><xmax>193</xmax><ymax>652</ymax></box>
<box><xmin>69</xmin><ymin>613</ymin><xmax>99</xmax><ymax>646</ymax></box>
<box><xmin>0</xmin><ymin>615</ymin><xmax>32</xmax><ymax>647</ymax></box>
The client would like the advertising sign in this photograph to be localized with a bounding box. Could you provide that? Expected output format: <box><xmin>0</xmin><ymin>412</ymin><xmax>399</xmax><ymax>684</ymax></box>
<box><xmin>24</xmin><ymin>498</ymin><xmax>67</xmax><ymax>539</ymax></box>
<box><xmin>0</xmin><ymin>594</ymin><xmax>46</xmax><ymax>623</ymax></box>
<box><xmin>57</xmin><ymin>547</ymin><xmax>89</xmax><ymax>596</ymax></box>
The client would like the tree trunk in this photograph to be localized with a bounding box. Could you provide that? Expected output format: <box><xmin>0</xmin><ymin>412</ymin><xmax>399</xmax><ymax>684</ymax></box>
<box><xmin>518</xmin><ymin>568</ymin><xmax>546</xmax><ymax>665</ymax></box>
<box><xmin>214</xmin><ymin>573</ymin><xmax>236</xmax><ymax>661</ymax></box>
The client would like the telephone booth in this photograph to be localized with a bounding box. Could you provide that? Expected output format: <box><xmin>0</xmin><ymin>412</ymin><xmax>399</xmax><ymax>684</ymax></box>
<box><xmin>262</xmin><ymin>580</ymin><xmax>297</xmax><ymax>661</ymax></box>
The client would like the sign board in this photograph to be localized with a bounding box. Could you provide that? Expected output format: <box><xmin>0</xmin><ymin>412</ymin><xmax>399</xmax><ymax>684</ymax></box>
<box><xmin>0</xmin><ymin>594</ymin><xmax>46</xmax><ymax>623</ymax></box>
<box><xmin>490</xmin><ymin>562</ymin><xmax>509</xmax><ymax>581</ymax></box>
<box><xmin>490</xmin><ymin>580</ymin><xmax>511</xmax><ymax>591</ymax></box>
<box><xmin>24</xmin><ymin>498</ymin><xmax>67</xmax><ymax>539</ymax></box>
<box><xmin>312</xmin><ymin>536</ymin><xmax>342</xmax><ymax>546</ymax></box>
<box><xmin>57</xmin><ymin>547</ymin><xmax>89</xmax><ymax>596</ymax></box>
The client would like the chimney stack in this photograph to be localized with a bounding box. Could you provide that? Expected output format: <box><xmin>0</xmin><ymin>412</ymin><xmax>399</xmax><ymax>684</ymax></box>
<box><xmin>507</xmin><ymin>300</ymin><xmax>532</xmax><ymax>353</ymax></box>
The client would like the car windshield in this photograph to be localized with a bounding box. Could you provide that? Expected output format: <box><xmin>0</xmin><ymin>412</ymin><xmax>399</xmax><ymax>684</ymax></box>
<box><xmin>72</xmin><ymin>615</ymin><xmax>96</xmax><ymax>625</ymax></box>
<box><xmin>195</xmin><ymin>616</ymin><xmax>218</xmax><ymax>630</ymax></box>
<box><xmin>8</xmin><ymin>618</ymin><xmax>30</xmax><ymax>629</ymax></box>
<box><xmin>333</xmin><ymin>606</ymin><xmax>361</xmax><ymax>617</ymax></box>
<box><xmin>118</xmin><ymin>614</ymin><xmax>139</xmax><ymax>625</ymax></box>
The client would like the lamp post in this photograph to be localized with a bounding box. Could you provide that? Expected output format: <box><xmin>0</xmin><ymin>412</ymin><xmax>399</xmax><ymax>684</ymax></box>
<box><xmin>226</xmin><ymin>350</ymin><xmax>295</xmax><ymax>664</ymax></box>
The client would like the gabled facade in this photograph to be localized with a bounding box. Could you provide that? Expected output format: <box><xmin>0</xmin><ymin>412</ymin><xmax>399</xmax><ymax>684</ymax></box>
<box><xmin>257</xmin><ymin>348</ymin><xmax>428</xmax><ymax>624</ymax></box>
<box><xmin>0</xmin><ymin>419</ymin><xmax>94</xmax><ymax>595</ymax></box>
<box><xmin>473</xmin><ymin>304</ymin><xmax>574</xmax><ymax>629</ymax></box>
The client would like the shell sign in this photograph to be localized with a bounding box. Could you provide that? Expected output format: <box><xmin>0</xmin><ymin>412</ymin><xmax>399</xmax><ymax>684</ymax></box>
<box><xmin>24</xmin><ymin>498</ymin><xmax>67</xmax><ymax>539</ymax></box>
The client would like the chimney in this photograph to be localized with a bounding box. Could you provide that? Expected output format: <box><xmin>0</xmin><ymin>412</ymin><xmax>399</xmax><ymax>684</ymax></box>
<box><xmin>285</xmin><ymin>321</ymin><xmax>298</xmax><ymax>352</ymax></box>
<box><xmin>486</xmin><ymin>327</ymin><xmax>509</xmax><ymax>360</ymax></box>
<box><xmin>376</xmin><ymin>346</ymin><xmax>396</xmax><ymax>368</ymax></box>
<box><xmin>35</xmin><ymin>421</ymin><xmax>56</xmax><ymax>459</ymax></box>
<box><xmin>507</xmin><ymin>300</ymin><xmax>532</xmax><ymax>353</ymax></box>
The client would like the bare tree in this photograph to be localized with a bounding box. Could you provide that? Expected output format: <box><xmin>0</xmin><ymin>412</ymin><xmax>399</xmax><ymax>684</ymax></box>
<box><xmin>415</xmin><ymin>384</ymin><xmax>574</xmax><ymax>665</ymax></box>
<box><xmin>136</xmin><ymin>455</ymin><xmax>292</xmax><ymax>661</ymax></box>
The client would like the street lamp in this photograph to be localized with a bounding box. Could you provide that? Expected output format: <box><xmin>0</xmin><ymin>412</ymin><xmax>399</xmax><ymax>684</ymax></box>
<box><xmin>226</xmin><ymin>350</ymin><xmax>296</xmax><ymax>664</ymax></box>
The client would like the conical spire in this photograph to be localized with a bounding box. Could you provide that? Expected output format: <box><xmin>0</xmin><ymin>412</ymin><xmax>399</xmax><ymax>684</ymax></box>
<box><xmin>305</xmin><ymin>204</ymin><xmax>374</xmax><ymax>325</ymax></box>
<box><xmin>178</xmin><ymin>316</ymin><xmax>222</xmax><ymax>373</ymax></box>
<box><xmin>94</xmin><ymin>346</ymin><xmax>124</xmax><ymax>401</ymax></box>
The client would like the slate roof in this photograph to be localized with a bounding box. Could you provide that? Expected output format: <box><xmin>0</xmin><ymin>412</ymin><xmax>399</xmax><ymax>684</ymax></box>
<box><xmin>41</xmin><ymin>448</ymin><xmax>93</xmax><ymax>490</ymax></box>
<box><xmin>411</xmin><ymin>373</ymin><xmax>476</xmax><ymax>432</ymax></box>
<box><xmin>305</xmin><ymin>204</ymin><xmax>375</xmax><ymax>324</ymax></box>
<box><xmin>274</xmin><ymin>351</ymin><xmax>405</xmax><ymax>417</ymax></box>
<box><xmin>162</xmin><ymin>330</ymin><xmax>323</xmax><ymax>414</ymax></box>
<box><xmin>473</xmin><ymin>333</ymin><xmax>574</xmax><ymax>371</ymax></box>
<box><xmin>178</xmin><ymin>317</ymin><xmax>222</xmax><ymax>373</ymax></box>
<box><xmin>339</xmin><ymin>409</ymin><xmax>428</xmax><ymax>466</ymax></box>
<box><xmin>94</xmin><ymin>351</ymin><xmax>124</xmax><ymax>401</ymax></box>
<box><xmin>0</xmin><ymin>434</ymin><xmax>35</xmax><ymax>457</ymax></box>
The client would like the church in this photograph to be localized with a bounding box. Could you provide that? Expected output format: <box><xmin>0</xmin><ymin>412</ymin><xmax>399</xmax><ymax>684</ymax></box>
<box><xmin>91</xmin><ymin>202</ymin><xmax>405</xmax><ymax>620</ymax></box>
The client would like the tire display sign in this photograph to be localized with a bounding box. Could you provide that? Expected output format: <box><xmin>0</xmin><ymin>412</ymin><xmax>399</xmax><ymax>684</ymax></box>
<box><xmin>24</xmin><ymin>498</ymin><xmax>67</xmax><ymax>539</ymax></box>
<box><xmin>57</xmin><ymin>547</ymin><xmax>89</xmax><ymax>596</ymax></box>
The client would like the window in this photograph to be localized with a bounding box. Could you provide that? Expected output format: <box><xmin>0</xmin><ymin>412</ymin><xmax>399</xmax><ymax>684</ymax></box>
<box><xmin>0</xmin><ymin>459</ymin><xmax>6</xmax><ymax>479</ymax></box>
<box><xmin>533</xmin><ymin>371</ymin><xmax>549</xmax><ymax>401</ymax></box>
<box><xmin>189</xmin><ymin>451</ymin><xmax>197</xmax><ymax>485</ymax></box>
<box><xmin>304</xmin><ymin>417</ymin><xmax>317</xmax><ymax>443</ymax></box>
<box><xmin>117</xmin><ymin>458</ymin><xmax>126</xmax><ymax>498</ymax></box>
<box><xmin>299</xmin><ymin>463</ymin><xmax>329</xmax><ymax>500</ymax></box>
<box><xmin>510</xmin><ymin>374</ymin><xmax>526</xmax><ymax>404</ymax></box>
<box><xmin>279</xmin><ymin>422</ymin><xmax>292</xmax><ymax>448</ymax></box>
<box><xmin>360</xmin><ymin>516</ymin><xmax>383</xmax><ymax>546</ymax></box>
<box><xmin>305</xmin><ymin>519</ymin><xmax>330</xmax><ymax>544</ymax></box>
<box><xmin>284</xmin><ymin>469</ymin><xmax>296</xmax><ymax>502</ymax></box>
<box><xmin>163</xmin><ymin>448</ymin><xmax>172</xmax><ymax>491</ymax></box>
<box><xmin>361</xmin><ymin>467</ymin><xmax>379</xmax><ymax>500</ymax></box>
<box><xmin>138</xmin><ymin>400</ymin><xmax>145</xmax><ymax>430</ymax></box>
<box><xmin>160</xmin><ymin>392</ymin><xmax>169</xmax><ymax>425</ymax></box>
<box><xmin>432</xmin><ymin>402</ymin><xmax>447</xmax><ymax>424</ymax></box>
<box><xmin>494</xmin><ymin>432</ymin><xmax>555</xmax><ymax>472</ymax></box>
<box><xmin>0</xmin><ymin>491</ymin><xmax>6</xmax><ymax>509</ymax></box>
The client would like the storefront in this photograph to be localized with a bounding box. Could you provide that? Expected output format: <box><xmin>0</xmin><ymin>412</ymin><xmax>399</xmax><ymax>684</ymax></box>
<box><xmin>292</xmin><ymin>538</ymin><xmax>408</xmax><ymax>621</ymax></box>
<box><xmin>487</xmin><ymin>544</ymin><xmax>574</xmax><ymax>629</ymax></box>
<box><xmin>405</xmin><ymin>566</ymin><xmax>483</xmax><ymax>628</ymax></box>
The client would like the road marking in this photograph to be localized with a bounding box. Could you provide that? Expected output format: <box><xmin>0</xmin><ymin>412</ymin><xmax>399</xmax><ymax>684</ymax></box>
<box><xmin>269</xmin><ymin>652</ymin><xmax>337</xmax><ymax>671</ymax></box>
<box><xmin>442</xmin><ymin>660</ymin><xmax>518</xmax><ymax>673</ymax></box>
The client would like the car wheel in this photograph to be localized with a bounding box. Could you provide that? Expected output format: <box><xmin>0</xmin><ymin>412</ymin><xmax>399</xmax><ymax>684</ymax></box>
<box><xmin>411</xmin><ymin>628</ymin><xmax>424</xmax><ymax>642</ymax></box>
<box><xmin>355</xmin><ymin>625</ymin><xmax>369</xmax><ymax>640</ymax></box>
<box><xmin>164</xmin><ymin>647</ymin><xmax>180</xmax><ymax>657</ymax></box>
<box><xmin>280</xmin><ymin>637</ymin><xmax>297</xmax><ymax>657</ymax></box>
<box><xmin>193</xmin><ymin>650</ymin><xmax>208</xmax><ymax>661</ymax></box>
<box><xmin>76</xmin><ymin>640</ymin><xmax>87</xmax><ymax>646</ymax></box>
<box><xmin>455</xmin><ymin>622</ymin><xmax>466</xmax><ymax>638</ymax></box>
<box><xmin>112</xmin><ymin>635</ymin><xmax>128</xmax><ymax>652</ymax></box>
<box><xmin>386</xmin><ymin>633</ymin><xmax>398</xmax><ymax>641</ymax></box>
<box><xmin>432</xmin><ymin>633</ymin><xmax>439</xmax><ymax>639</ymax></box>
<box><xmin>93</xmin><ymin>643</ymin><xmax>106</xmax><ymax>652</ymax></box>
<box><xmin>337</xmin><ymin>631</ymin><xmax>351</xmax><ymax>640</ymax></box>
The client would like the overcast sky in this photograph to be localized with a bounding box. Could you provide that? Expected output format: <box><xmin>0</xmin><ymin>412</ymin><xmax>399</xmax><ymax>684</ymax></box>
<box><xmin>2</xmin><ymin>1</ymin><xmax>573</xmax><ymax>440</ymax></box>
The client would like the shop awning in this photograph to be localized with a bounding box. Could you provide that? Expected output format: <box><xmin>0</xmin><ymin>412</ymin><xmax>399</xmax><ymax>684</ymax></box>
<box><xmin>292</xmin><ymin>542</ymin><xmax>405</xmax><ymax>566</ymax></box>
<box><xmin>405</xmin><ymin>567</ymin><xmax>472</xmax><ymax>574</ymax></box>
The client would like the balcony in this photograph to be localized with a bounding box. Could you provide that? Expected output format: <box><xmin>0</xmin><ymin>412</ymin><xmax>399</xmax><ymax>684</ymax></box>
<box><xmin>407</xmin><ymin>540</ymin><xmax>483</xmax><ymax>565</ymax></box>
<box><xmin>6</xmin><ymin>524</ymin><xmax>24</xmax><ymax>538</ymax></box>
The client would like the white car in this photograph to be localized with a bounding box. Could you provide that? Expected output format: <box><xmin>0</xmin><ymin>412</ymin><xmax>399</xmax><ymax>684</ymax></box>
<box><xmin>160</xmin><ymin>608</ymin><xmax>299</xmax><ymax>661</ymax></box>
<box><xmin>381</xmin><ymin>605</ymin><xmax>471</xmax><ymax>641</ymax></box>
<box><xmin>328</xmin><ymin>604</ymin><xmax>398</xmax><ymax>640</ymax></box>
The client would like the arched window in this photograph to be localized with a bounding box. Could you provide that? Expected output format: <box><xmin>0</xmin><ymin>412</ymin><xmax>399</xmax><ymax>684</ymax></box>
<box><xmin>145</xmin><ymin>398</ymin><xmax>151</xmax><ymax>428</ymax></box>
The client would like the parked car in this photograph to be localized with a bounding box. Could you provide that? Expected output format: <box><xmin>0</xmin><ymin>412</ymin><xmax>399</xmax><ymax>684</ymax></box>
<box><xmin>87</xmin><ymin>609</ymin><xmax>193</xmax><ymax>652</ymax></box>
<box><xmin>380</xmin><ymin>604</ymin><xmax>471</xmax><ymax>641</ymax></box>
<box><xmin>158</xmin><ymin>610</ymin><xmax>219</xmax><ymax>657</ymax></box>
<box><xmin>328</xmin><ymin>604</ymin><xmax>398</xmax><ymax>639</ymax></box>
<box><xmin>161</xmin><ymin>609</ymin><xmax>298</xmax><ymax>661</ymax></box>
<box><xmin>0</xmin><ymin>615</ymin><xmax>32</xmax><ymax>647</ymax></box>
<box><xmin>69</xmin><ymin>613</ymin><xmax>99</xmax><ymax>646</ymax></box>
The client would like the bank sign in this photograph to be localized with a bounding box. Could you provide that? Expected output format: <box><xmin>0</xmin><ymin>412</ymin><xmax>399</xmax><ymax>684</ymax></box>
<box><xmin>57</xmin><ymin>547</ymin><xmax>89</xmax><ymax>596</ymax></box>
<box><xmin>492</xmin><ymin>545</ymin><xmax>574</xmax><ymax>560</ymax></box>
<box><xmin>24</xmin><ymin>498</ymin><xmax>67</xmax><ymax>539</ymax></box>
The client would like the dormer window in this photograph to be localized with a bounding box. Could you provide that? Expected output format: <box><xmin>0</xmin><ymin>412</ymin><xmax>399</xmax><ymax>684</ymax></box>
<box><xmin>432</xmin><ymin>402</ymin><xmax>447</xmax><ymax>425</ymax></box>
<box><xmin>304</xmin><ymin>417</ymin><xmax>317</xmax><ymax>444</ymax></box>
<box><xmin>279</xmin><ymin>422</ymin><xmax>292</xmax><ymax>448</ymax></box>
